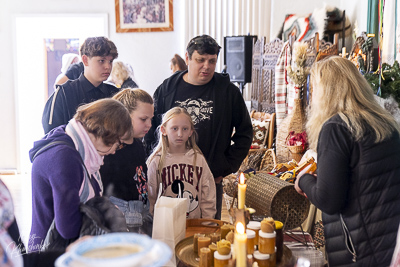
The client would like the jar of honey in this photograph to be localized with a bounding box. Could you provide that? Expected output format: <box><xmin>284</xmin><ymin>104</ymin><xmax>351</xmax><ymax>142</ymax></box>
<box><xmin>247</xmin><ymin>221</ymin><xmax>261</xmax><ymax>246</ymax></box>
<box><xmin>214</xmin><ymin>251</ymin><xmax>231</xmax><ymax>267</ymax></box>
<box><xmin>246</xmin><ymin>229</ymin><xmax>256</xmax><ymax>255</ymax></box>
<box><xmin>253</xmin><ymin>250</ymin><xmax>270</xmax><ymax>267</ymax></box>
<box><xmin>258</xmin><ymin>231</ymin><xmax>276</xmax><ymax>254</ymax></box>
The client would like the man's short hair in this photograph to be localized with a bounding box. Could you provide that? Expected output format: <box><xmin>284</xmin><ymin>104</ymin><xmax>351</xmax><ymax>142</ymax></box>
<box><xmin>80</xmin><ymin>37</ymin><xmax>118</xmax><ymax>59</ymax></box>
<box><xmin>186</xmin><ymin>35</ymin><xmax>221</xmax><ymax>59</ymax></box>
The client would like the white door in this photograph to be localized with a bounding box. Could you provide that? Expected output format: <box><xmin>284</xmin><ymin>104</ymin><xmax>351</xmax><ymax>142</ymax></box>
<box><xmin>14</xmin><ymin>14</ymin><xmax>108</xmax><ymax>173</ymax></box>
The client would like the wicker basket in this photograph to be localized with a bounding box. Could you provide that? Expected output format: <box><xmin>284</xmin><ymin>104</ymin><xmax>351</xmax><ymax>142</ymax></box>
<box><xmin>259</xmin><ymin>149</ymin><xmax>277</xmax><ymax>172</ymax></box>
<box><xmin>245</xmin><ymin>172</ymin><xmax>310</xmax><ymax>230</ymax></box>
<box><xmin>223</xmin><ymin>174</ymin><xmax>237</xmax><ymax>197</ymax></box>
<box><xmin>276</xmin><ymin>99</ymin><xmax>306</xmax><ymax>163</ymax></box>
<box><xmin>287</xmin><ymin>147</ymin><xmax>304</xmax><ymax>162</ymax></box>
<box><xmin>287</xmin><ymin>145</ymin><xmax>304</xmax><ymax>154</ymax></box>
<box><xmin>239</xmin><ymin>148</ymin><xmax>269</xmax><ymax>172</ymax></box>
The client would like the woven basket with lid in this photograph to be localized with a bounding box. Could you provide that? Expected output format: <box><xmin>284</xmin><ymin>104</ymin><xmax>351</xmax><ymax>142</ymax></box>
<box><xmin>245</xmin><ymin>172</ymin><xmax>310</xmax><ymax>230</ymax></box>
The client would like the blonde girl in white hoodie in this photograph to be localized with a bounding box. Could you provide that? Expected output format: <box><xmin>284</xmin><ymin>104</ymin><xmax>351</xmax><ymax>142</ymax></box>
<box><xmin>147</xmin><ymin>107</ymin><xmax>216</xmax><ymax>219</ymax></box>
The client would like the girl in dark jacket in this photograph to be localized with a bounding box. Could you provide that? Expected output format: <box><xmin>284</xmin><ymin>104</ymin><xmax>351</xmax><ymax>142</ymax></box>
<box><xmin>295</xmin><ymin>56</ymin><xmax>400</xmax><ymax>266</ymax></box>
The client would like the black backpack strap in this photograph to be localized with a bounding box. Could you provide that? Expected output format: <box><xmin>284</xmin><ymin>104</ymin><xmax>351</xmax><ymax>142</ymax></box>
<box><xmin>32</xmin><ymin>140</ymin><xmax>74</xmax><ymax>161</ymax></box>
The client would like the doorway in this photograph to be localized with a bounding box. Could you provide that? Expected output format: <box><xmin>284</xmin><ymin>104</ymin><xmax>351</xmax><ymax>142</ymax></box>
<box><xmin>14</xmin><ymin>14</ymin><xmax>108</xmax><ymax>173</ymax></box>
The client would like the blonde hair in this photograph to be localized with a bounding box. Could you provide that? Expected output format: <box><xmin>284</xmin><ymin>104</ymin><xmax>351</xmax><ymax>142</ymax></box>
<box><xmin>111</xmin><ymin>61</ymin><xmax>131</xmax><ymax>85</ymax></box>
<box><xmin>112</xmin><ymin>88</ymin><xmax>153</xmax><ymax>113</ymax></box>
<box><xmin>147</xmin><ymin>107</ymin><xmax>202</xmax><ymax>187</ymax></box>
<box><xmin>307</xmin><ymin>56</ymin><xmax>400</xmax><ymax>150</ymax></box>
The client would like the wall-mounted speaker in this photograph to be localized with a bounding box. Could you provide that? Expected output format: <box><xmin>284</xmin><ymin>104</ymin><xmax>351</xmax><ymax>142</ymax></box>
<box><xmin>224</xmin><ymin>35</ymin><xmax>257</xmax><ymax>83</ymax></box>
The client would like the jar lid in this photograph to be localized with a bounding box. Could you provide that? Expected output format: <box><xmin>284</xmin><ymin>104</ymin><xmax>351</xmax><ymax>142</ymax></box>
<box><xmin>214</xmin><ymin>251</ymin><xmax>231</xmax><ymax>260</ymax></box>
<box><xmin>246</xmin><ymin>229</ymin><xmax>256</xmax><ymax>238</ymax></box>
<box><xmin>253</xmin><ymin>250</ymin><xmax>270</xmax><ymax>260</ymax></box>
<box><xmin>247</xmin><ymin>221</ymin><xmax>261</xmax><ymax>230</ymax></box>
<box><xmin>259</xmin><ymin>230</ymin><xmax>276</xmax><ymax>238</ymax></box>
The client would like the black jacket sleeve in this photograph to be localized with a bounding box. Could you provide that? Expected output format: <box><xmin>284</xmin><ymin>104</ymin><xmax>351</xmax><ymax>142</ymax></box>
<box><xmin>223</xmin><ymin>84</ymin><xmax>253</xmax><ymax>176</ymax></box>
<box><xmin>298</xmin><ymin>121</ymin><xmax>353</xmax><ymax>215</ymax></box>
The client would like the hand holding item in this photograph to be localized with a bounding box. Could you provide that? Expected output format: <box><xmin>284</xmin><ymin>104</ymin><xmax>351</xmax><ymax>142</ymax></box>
<box><xmin>295</xmin><ymin>164</ymin><xmax>316</xmax><ymax>197</ymax></box>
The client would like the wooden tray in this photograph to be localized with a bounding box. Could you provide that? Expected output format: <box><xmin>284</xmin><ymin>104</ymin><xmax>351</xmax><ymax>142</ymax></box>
<box><xmin>185</xmin><ymin>218</ymin><xmax>226</xmax><ymax>238</ymax></box>
<box><xmin>176</xmin><ymin>235</ymin><xmax>293</xmax><ymax>267</ymax></box>
<box><xmin>176</xmin><ymin>235</ymin><xmax>199</xmax><ymax>267</ymax></box>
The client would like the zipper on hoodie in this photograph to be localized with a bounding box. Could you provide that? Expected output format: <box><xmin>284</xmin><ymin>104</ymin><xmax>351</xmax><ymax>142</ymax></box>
<box><xmin>340</xmin><ymin>214</ymin><xmax>357</xmax><ymax>262</ymax></box>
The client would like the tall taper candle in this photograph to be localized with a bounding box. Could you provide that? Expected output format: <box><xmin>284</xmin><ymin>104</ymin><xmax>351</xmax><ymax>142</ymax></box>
<box><xmin>238</xmin><ymin>173</ymin><xmax>247</xmax><ymax>209</ymax></box>
<box><xmin>235</xmin><ymin>222</ymin><xmax>247</xmax><ymax>267</ymax></box>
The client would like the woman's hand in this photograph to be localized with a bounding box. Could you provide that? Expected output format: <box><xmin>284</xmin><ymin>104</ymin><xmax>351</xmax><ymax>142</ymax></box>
<box><xmin>294</xmin><ymin>164</ymin><xmax>316</xmax><ymax>197</ymax></box>
<box><xmin>294</xmin><ymin>176</ymin><xmax>307</xmax><ymax>197</ymax></box>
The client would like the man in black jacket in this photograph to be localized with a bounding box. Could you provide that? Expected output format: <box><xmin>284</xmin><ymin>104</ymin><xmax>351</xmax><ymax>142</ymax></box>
<box><xmin>145</xmin><ymin>35</ymin><xmax>252</xmax><ymax>219</ymax></box>
<box><xmin>42</xmin><ymin>37</ymin><xmax>120</xmax><ymax>134</ymax></box>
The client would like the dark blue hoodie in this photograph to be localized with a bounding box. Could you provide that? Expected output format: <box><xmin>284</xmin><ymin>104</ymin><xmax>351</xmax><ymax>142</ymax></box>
<box><xmin>28</xmin><ymin>125</ymin><xmax>89</xmax><ymax>251</ymax></box>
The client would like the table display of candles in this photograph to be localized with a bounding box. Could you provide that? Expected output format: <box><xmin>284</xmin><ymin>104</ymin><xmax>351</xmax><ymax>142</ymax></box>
<box><xmin>190</xmin><ymin>220</ymin><xmax>279</xmax><ymax>266</ymax></box>
<box><xmin>186</xmin><ymin>173</ymin><xmax>280</xmax><ymax>267</ymax></box>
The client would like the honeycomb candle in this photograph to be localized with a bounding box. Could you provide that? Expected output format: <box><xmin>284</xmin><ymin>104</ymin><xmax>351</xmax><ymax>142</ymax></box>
<box><xmin>208</xmin><ymin>243</ymin><xmax>217</xmax><ymax>265</ymax></box>
<box><xmin>193</xmin><ymin>233</ymin><xmax>205</xmax><ymax>254</ymax></box>
<box><xmin>210</xmin><ymin>232</ymin><xmax>221</xmax><ymax>243</ymax></box>
<box><xmin>199</xmin><ymin>247</ymin><xmax>212</xmax><ymax>267</ymax></box>
<box><xmin>220</xmin><ymin>224</ymin><xmax>234</xmax><ymax>240</ymax></box>
<box><xmin>198</xmin><ymin>236</ymin><xmax>212</xmax><ymax>255</ymax></box>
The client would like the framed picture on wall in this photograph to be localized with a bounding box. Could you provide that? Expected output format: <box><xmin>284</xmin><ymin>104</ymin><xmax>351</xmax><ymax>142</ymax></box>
<box><xmin>115</xmin><ymin>0</ymin><xmax>173</xmax><ymax>32</ymax></box>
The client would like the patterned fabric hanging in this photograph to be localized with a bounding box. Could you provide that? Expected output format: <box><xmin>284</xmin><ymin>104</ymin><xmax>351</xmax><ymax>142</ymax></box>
<box><xmin>382</xmin><ymin>0</ymin><xmax>396</xmax><ymax>64</ymax></box>
<box><xmin>260</xmin><ymin>38</ymin><xmax>284</xmax><ymax>113</ymax></box>
<box><xmin>275</xmin><ymin>41</ymin><xmax>292</xmax><ymax>126</ymax></box>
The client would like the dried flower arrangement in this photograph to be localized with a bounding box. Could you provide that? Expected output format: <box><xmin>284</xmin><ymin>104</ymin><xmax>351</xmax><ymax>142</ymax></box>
<box><xmin>286</xmin><ymin>131</ymin><xmax>308</xmax><ymax>150</ymax></box>
<box><xmin>286</xmin><ymin>42</ymin><xmax>310</xmax><ymax>87</ymax></box>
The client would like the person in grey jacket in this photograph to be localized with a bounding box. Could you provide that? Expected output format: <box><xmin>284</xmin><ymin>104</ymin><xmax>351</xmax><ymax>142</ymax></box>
<box><xmin>295</xmin><ymin>56</ymin><xmax>400</xmax><ymax>266</ymax></box>
<box><xmin>145</xmin><ymin>35</ymin><xmax>252</xmax><ymax>219</ymax></box>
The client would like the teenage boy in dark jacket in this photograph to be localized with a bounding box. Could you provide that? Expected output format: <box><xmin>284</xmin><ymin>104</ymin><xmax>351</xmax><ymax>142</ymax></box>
<box><xmin>42</xmin><ymin>37</ymin><xmax>120</xmax><ymax>134</ymax></box>
<box><xmin>145</xmin><ymin>35</ymin><xmax>253</xmax><ymax>219</ymax></box>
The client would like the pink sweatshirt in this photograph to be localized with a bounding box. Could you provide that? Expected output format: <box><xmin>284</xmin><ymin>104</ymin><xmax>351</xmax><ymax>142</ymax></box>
<box><xmin>147</xmin><ymin>149</ymin><xmax>216</xmax><ymax>219</ymax></box>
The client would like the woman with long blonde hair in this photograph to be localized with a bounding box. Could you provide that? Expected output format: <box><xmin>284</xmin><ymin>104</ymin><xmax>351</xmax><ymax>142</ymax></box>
<box><xmin>147</xmin><ymin>107</ymin><xmax>216</xmax><ymax>219</ymax></box>
<box><xmin>295</xmin><ymin>56</ymin><xmax>400</xmax><ymax>266</ymax></box>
